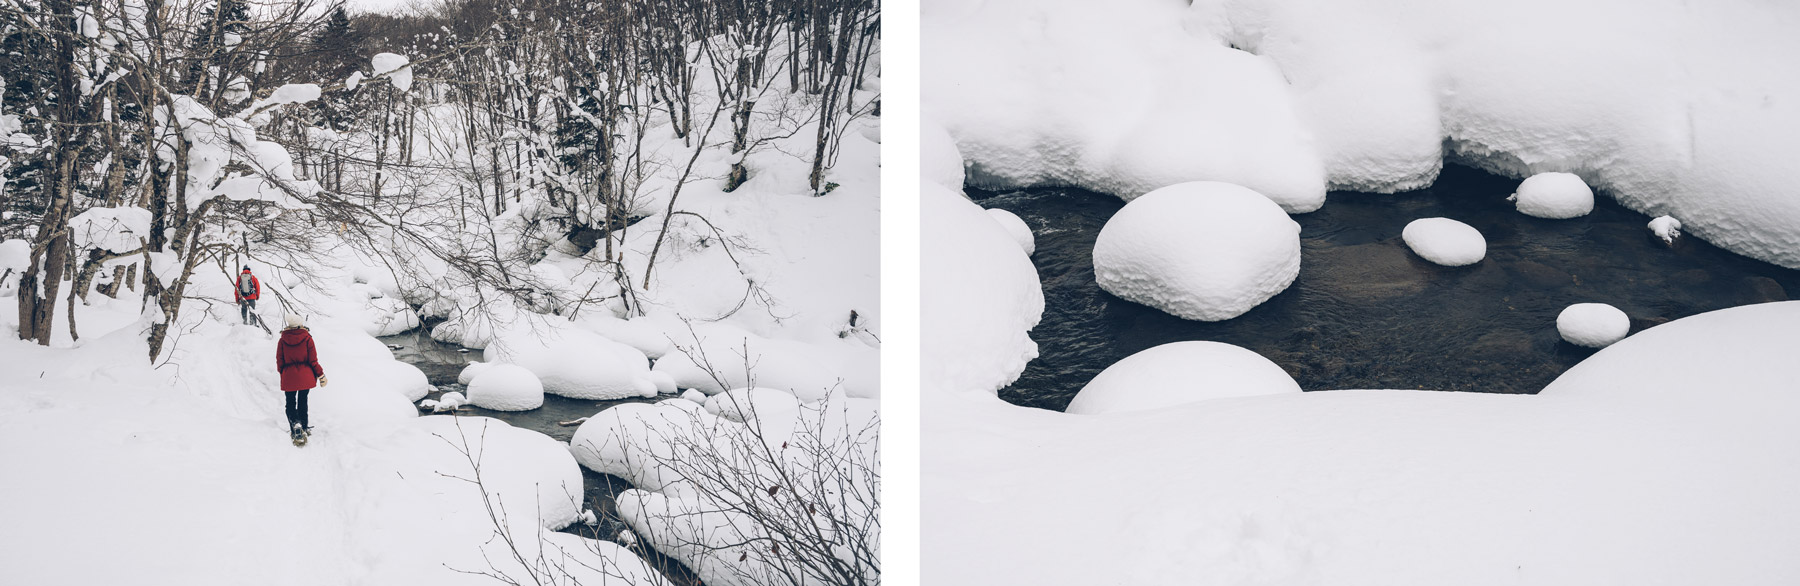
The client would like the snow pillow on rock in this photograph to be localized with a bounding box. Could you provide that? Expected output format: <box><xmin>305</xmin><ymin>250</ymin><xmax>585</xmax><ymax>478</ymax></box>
<box><xmin>1066</xmin><ymin>341</ymin><xmax>1301</xmax><ymax>415</ymax></box>
<box><xmin>1093</xmin><ymin>181</ymin><xmax>1300</xmax><ymax>322</ymax></box>
<box><xmin>1509</xmin><ymin>172</ymin><xmax>1594</xmax><ymax>219</ymax></box>
<box><xmin>1402</xmin><ymin>218</ymin><xmax>1486</xmax><ymax>266</ymax></box>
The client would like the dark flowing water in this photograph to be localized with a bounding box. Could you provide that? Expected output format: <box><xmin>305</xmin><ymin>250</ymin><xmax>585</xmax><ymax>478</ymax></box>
<box><xmin>973</xmin><ymin>164</ymin><xmax>1798</xmax><ymax>412</ymax></box>
<box><xmin>378</xmin><ymin>328</ymin><xmax>703</xmax><ymax>586</ymax></box>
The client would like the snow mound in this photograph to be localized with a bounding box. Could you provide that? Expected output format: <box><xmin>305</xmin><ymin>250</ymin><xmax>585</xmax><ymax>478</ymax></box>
<box><xmin>923</xmin><ymin>120</ymin><xmax>967</xmax><ymax>189</ymax></box>
<box><xmin>1402</xmin><ymin>218</ymin><xmax>1486</xmax><ymax>266</ymax></box>
<box><xmin>488</xmin><ymin>328</ymin><xmax>657</xmax><ymax>400</ymax></box>
<box><xmin>1509</xmin><ymin>172</ymin><xmax>1594</xmax><ymax>219</ymax></box>
<box><xmin>457</xmin><ymin>361</ymin><xmax>491</xmax><ymax>385</ymax></box>
<box><xmin>1093</xmin><ymin>181</ymin><xmax>1300</xmax><ymax>321</ymax></box>
<box><xmin>925</xmin><ymin>0</ymin><xmax>1327</xmax><ymax>212</ymax></box>
<box><xmin>407</xmin><ymin>416</ymin><xmax>585</xmax><ymax>530</ymax></box>
<box><xmin>679</xmin><ymin>389</ymin><xmax>707</xmax><ymax>404</ymax></box>
<box><xmin>433</xmin><ymin>392</ymin><xmax>466</xmax><ymax>411</ymax></box>
<box><xmin>1649</xmin><ymin>215</ymin><xmax>1682</xmax><ymax>244</ymax></box>
<box><xmin>1557</xmin><ymin>303</ymin><xmax>1631</xmax><ymax>348</ymax></box>
<box><xmin>922</xmin><ymin>183</ymin><xmax>1044</xmax><ymax>395</ymax></box>
<box><xmin>648</xmin><ymin>371</ymin><xmax>677</xmax><ymax>394</ymax></box>
<box><xmin>650</xmin><ymin>329</ymin><xmax>851</xmax><ymax>401</ymax></box>
<box><xmin>465</xmin><ymin>364</ymin><xmax>544</xmax><ymax>411</ymax></box>
<box><xmin>1066</xmin><ymin>341</ymin><xmax>1301</xmax><ymax>414</ymax></box>
<box><xmin>703</xmin><ymin>387</ymin><xmax>801</xmax><ymax>425</ymax></box>
<box><xmin>987</xmin><ymin>208</ymin><xmax>1035</xmax><ymax>255</ymax></box>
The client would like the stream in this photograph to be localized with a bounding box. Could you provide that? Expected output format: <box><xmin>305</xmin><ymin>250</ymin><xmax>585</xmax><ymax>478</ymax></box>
<box><xmin>376</xmin><ymin>328</ymin><xmax>704</xmax><ymax>586</ymax></box>
<box><xmin>973</xmin><ymin>164</ymin><xmax>1800</xmax><ymax>412</ymax></box>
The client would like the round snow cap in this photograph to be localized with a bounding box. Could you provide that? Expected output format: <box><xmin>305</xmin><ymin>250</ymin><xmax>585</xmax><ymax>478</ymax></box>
<box><xmin>1511</xmin><ymin>172</ymin><xmax>1594</xmax><ymax>219</ymax></box>
<box><xmin>1066</xmin><ymin>341</ymin><xmax>1301</xmax><ymax>414</ymax></box>
<box><xmin>1402</xmin><ymin>218</ymin><xmax>1486</xmax><ymax>266</ymax></box>
<box><xmin>1557</xmin><ymin>303</ymin><xmax>1630</xmax><ymax>348</ymax></box>
<box><xmin>1093</xmin><ymin>181</ymin><xmax>1301</xmax><ymax>322</ymax></box>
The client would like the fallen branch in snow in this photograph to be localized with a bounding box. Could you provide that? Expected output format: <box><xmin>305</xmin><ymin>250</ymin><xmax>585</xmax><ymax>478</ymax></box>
<box><xmin>557</xmin><ymin>417</ymin><xmax>589</xmax><ymax>427</ymax></box>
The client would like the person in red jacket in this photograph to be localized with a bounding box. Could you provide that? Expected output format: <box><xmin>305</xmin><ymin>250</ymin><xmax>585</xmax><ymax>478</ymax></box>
<box><xmin>235</xmin><ymin>267</ymin><xmax>261</xmax><ymax>326</ymax></box>
<box><xmin>277</xmin><ymin>313</ymin><xmax>327</xmax><ymax>440</ymax></box>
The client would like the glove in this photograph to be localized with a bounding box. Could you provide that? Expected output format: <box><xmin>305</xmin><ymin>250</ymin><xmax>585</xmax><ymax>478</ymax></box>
<box><xmin>318</xmin><ymin>375</ymin><xmax>329</xmax><ymax>387</ymax></box>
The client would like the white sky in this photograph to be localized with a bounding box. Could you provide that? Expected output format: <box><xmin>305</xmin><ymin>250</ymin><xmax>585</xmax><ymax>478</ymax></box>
<box><xmin>342</xmin><ymin>0</ymin><xmax>422</xmax><ymax>15</ymax></box>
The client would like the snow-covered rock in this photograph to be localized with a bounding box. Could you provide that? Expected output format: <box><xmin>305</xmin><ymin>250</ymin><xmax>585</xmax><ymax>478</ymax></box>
<box><xmin>488</xmin><ymin>328</ymin><xmax>657</xmax><ymax>400</ymax></box>
<box><xmin>1557</xmin><ymin>303</ymin><xmax>1631</xmax><ymax>348</ymax></box>
<box><xmin>986</xmin><ymin>208</ymin><xmax>1035</xmax><ymax>255</ymax></box>
<box><xmin>923</xmin><ymin>183</ymin><xmax>1044</xmax><ymax>395</ymax></box>
<box><xmin>1065</xmin><ymin>341</ymin><xmax>1301</xmax><ymax>414</ymax></box>
<box><xmin>1401</xmin><ymin>217</ymin><xmax>1486</xmax><ymax>266</ymax></box>
<box><xmin>1649</xmin><ymin>215</ymin><xmax>1682</xmax><ymax>244</ymax></box>
<box><xmin>465</xmin><ymin>364</ymin><xmax>545</xmax><ymax>411</ymax></box>
<box><xmin>1509</xmin><ymin>172</ymin><xmax>1595</xmax><ymax>219</ymax></box>
<box><xmin>1093</xmin><ymin>181</ymin><xmax>1300</xmax><ymax>321</ymax></box>
<box><xmin>679</xmin><ymin>389</ymin><xmax>707</xmax><ymax>404</ymax></box>
<box><xmin>433</xmin><ymin>391</ymin><xmax>466</xmax><ymax>412</ymax></box>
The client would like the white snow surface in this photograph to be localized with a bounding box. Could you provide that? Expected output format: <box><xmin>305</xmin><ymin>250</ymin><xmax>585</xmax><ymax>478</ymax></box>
<box><xmin>926</xmin><ymin>293</ymin><xmax>1800</xmax><ymax>583</ymax></box>
<box><xmin>1510</xmin><ymin>172</ymin><xmax>1595</xmax><ymax>219</ymax></box>
<box><xmin>1093</xmin><ymin>181</ymin><xmax>1300</xmax><ymax>321</ymax></box>
<box><xmin>986</xmin><ymin>208</ymin><xmax>1034</xmax><ymax>256</ymax></box>
<box><xmin>1065</xmin><ymin>341</ymin><xmax>1301</xmax><ymax>415</ymax></box>
<box><xmin>925</xmin><ymin>0</ymin><xmax>1800</xmax><ymax>268</ymax></box>
<box><xmin>1401</xmin><ymin>217</ymin><xmax>1487</xmax><ymax>266</ymax></box>
<box><xmin>1557</xmin><ymin>302</ymin><xmax>1632</xmax><ymax>348</ymax></box>
<box><xmin>1650</xmin><ymin>215</ymin><xmax>1683</xmax><ymax>244</ymax></box>
<box><xmin>465</xmin><ymin>363</ymin><xmax>545</xmax><ymax>411</ymax></box>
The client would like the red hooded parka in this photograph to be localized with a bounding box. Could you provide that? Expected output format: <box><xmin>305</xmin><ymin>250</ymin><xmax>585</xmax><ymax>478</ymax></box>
<box><xmin>277</xmin><ymin>328</ymin><xmax>325</xmax><ymax>392</ymax></box>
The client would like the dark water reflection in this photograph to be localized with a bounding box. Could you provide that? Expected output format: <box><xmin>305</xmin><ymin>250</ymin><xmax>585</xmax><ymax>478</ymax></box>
<box><xmin>973</xmin><ymin>164</ymin><xmax>1797</xmax><ymax>412</ymax></box>
<box><xmin>377</xmin><ymin>328</ymin><xmax>703</xmax><ymax>586</ymax></box>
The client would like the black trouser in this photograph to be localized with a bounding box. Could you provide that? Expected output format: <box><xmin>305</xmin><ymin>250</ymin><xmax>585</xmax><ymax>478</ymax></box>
<box><xmin>284</xmin><ymin>389</ymin><xmax>310</xmax><ymax>429</ymax></box>
<box><xmin>240</xmin><ymin>298</ymin><xmax>256</xmax><ymax>324</ymax></box>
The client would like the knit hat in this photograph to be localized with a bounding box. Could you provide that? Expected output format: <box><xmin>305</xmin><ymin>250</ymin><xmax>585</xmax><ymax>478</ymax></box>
<box><xmin>242</xmin><ymin>266</ymin><xmax>252</xmax><ymax>272</ymax></box>
<box><xmin>285</xmin><ymin>313</ymin><xmax>305</xmax><ymax>329</ymax></box>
